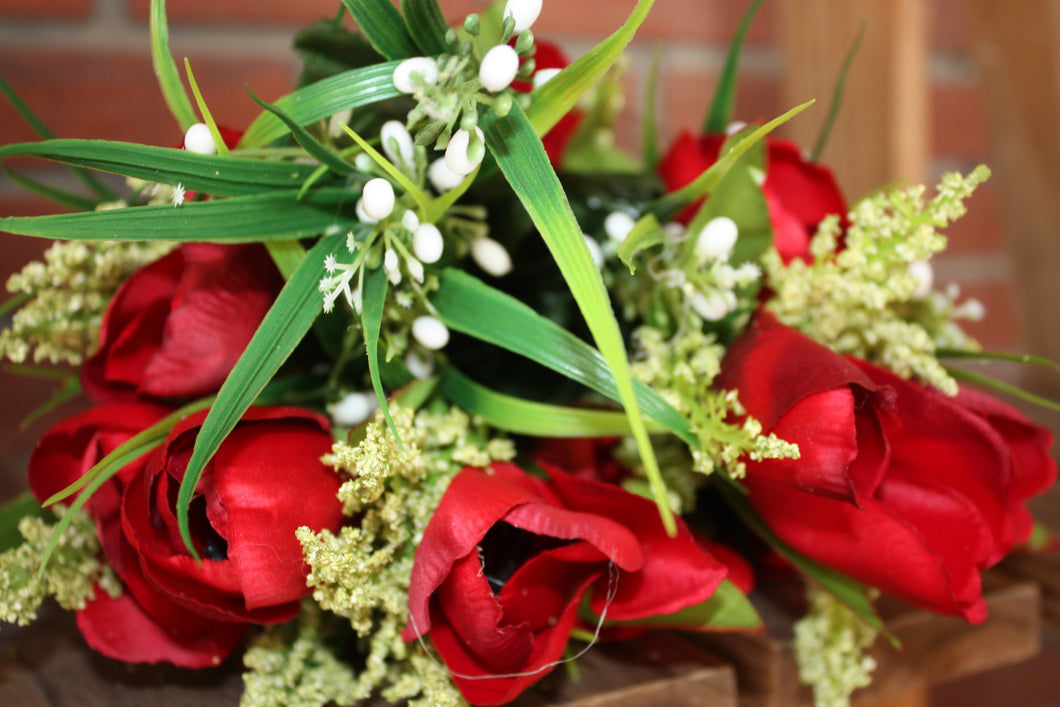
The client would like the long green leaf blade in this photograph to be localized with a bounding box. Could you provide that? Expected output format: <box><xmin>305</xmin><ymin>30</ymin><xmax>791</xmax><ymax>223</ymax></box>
<box><xmin>704</xmin><ymin>0</ymin><xmax>765</xmax><ymax>133</ymax></box>
<box><xmin>247</xmin><ymin>90</ymin><xmax>354</xmax><ymax>177</ymax></box>
<box><xmin>340</xmin><ymin>0</ymin><xmax>418</xmax><ymax>61</ymax></box>
<box><xmin>439</xmin><ymin>366</ymin><xmax>666</xmax><ymax>437</ymax></box>
<box><xmin>527</xmin><ymin>0</ymin><xmax>655</xmax><ymax>138</ymax></box>
<box><xmin>0</xmin><ymin>189</ymin><xmax>359</xmax><ymax>242</ymax></box>
<box><xmin>0</xmin><ymin>165</ymin><xmax>96</xmax><ymax>211</ymax></box>
<box><xmin>240</xmin><ymin>62</ymin><xmax>402</xmax><ymax>149</ymax></box>
<box><xmin>432</xmin><ymin>269</ymin><xmax>694</xmax><ymax>446</ymax></box>
<box><xmin>0</xmin><ymin>140</ymin><xmax>321</xmax><ymax>196</ymax></box>
<box><xmin>150</xmin><ymin>0</ymin><xmax>197</xmax><ymax>130</ymax></box>
<box><xmin>361</xmin><ymin>264</ymin><xmax>400</xmax><ymax>442</ymax></box>
<box><xmin>948</xmin><ymin>366</ymin><xmax>1060</xmax><ymax>414</ymax></box>
<box><xmin>402</xmin><ymin>0</ymin><xmax>451</xmax><ymax>55</ymax></box>
<box><xmin>811</xmin><ymin>20</ymin><xmax>865</xmax><ymax>162</ymax></box>
<box><xmin>175</xmin><ymin>236</ymin><xmax>341</xmax><ymax>557</ymax></box>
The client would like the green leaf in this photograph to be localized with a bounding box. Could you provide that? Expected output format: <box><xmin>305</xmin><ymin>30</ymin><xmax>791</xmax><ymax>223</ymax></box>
<box><xmin>601</xmin><ymin>579</ymin><xmax>762</xmax><ymax>632</ymax></box>
<box><xmin>527</xmin><ymin>0</ymin><xmax>654</xmax><ymax>138</ymax></box>
<box><xmin>150</xmin><ymin>0</ymin><xmax>198</xmax><ymax>131</ymax></box>
<box><xmin>20</xmin><ymin>375</ymin><xmax>80</xmax><ymax>431</ymax></box>
<box><xmin>811</xmin><ymin>20</ymin><xmax>865</xmax><ymax>162</ymax></box>
<box><xmin>481</xmin><ymin>102</ymin><xmax>675</xmax><ymax>534</ymax></box>
<box><xmin>0</xmin><ymin>165</ymin><xmax>97</xmax><ymax>211</ymax></box>
<box><xmin>340</xmin><ymin>0</ymin><xmax>418</xmax><ymax>61</ymax></box>
<box><xmin>703</xmin><ymin>0</ymin><xmax>765</xmax><ymax>133</ymax></box>
<box><xmin>617</xmin><ymin>213</ymin><xmax>666</xmax><ymax>274</ymax></box>
<box><xmin>648</xmin><ymin>101</ymin><xmax>814</xmax><ymax>224</ymax></box>
<box><xmin>247</xmin><ymin>90</ymin><xmax>354</xmax><ymax>177</ymax></box>
<box><xmin>240</xmin><ymin>62</ymin><xmax>403</xmax><ymax>149</ymax></box>
<box><xmin>0</xmin><ymin>140</ymin><xmax>322</xmax><ymax>196</ymax></box>
<box><xmin>294</xmin><ymin>18</ymin><xmax>385</xmax><ymax>86</ymax></box>
<box><xmin>432</xmin><ymin>269</ymin><xmax>694</xmax><ymax>446</ymax></box>
<box><xmin>947</xmin><ymin>366</ymin><xmax>1060</xmax><ymax>414</ymax></box>
<box><xmin>339</xmin><ymin>123</ymin><xmax>430</xmax><ymax>213</ymax></box>
<box><xmin>938</xmin><ymin>348</ymin><xmax>1060</xmax><ymax>372</ymax></box>
<box><xmin>0</xmin><ymin>492</ymin><xmax>50</xmax><ymax>554</ymax></box>
<box><xmin>0</xmin><ymin>189</ymin><xmax>360</xmax><ymax>242</ymax></box>
<box><xmin>402</xmin><ymin>0</ymin><xmax>451</xmax><ymax>55</ymax></box>
<box><xmin>175</xmin><ymin>236</ymin><xmax>342</xmax><ymax>557</ymax></box>
<box><xmin>361</xmin><ymin>264</ymin><xmax>401</xmax><ymax>444</ymax></box>
<box><xmin>438</xmin><ymin>366</ymin><xmax>666</xmax><ymax>437</ymax></box>
<box><xmin>184</xmin><ymin>58</ymin><xmax>229</xmax><ymax>157</ymax></box>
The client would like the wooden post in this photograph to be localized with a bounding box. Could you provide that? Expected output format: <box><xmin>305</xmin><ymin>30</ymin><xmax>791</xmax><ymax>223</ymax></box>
<box><xmin>777</xmin><ymin>0</ymin><xmax>931</xmax><ymax>199</ymax></box>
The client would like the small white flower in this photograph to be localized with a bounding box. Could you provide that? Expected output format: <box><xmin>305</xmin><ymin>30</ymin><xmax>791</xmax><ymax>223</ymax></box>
<box><xmin>411</xmin><ymin>315</ymin><xmax>450</xmax><ymax>350</ymax></box>
<box><xmin>907</xmin><ymin>260</ymin><xmax>934</xmax><ymax>299</ymax></box>
<box><xmin>584</xmin><ymin>234</ymin><xmax>604</xmax><ymax>269</ymax></box>
<box><xmin>361</xmin><ymin>178</ymin><xmax>395</xmax><ymax>221</ymax></box>
<box><xmin>183</xmin><ymin>123</ymin><xmax>217</xmax><ymax>154</ymax></box>
<box><xmin>603</xmin><ymin>211</ymin><xmax>635</xmax><ymax>244</ymax></box>
<box><xmin>479</xmin><ymin>45</ymin><xmax>520</xmax><ymax>93</ymax></box>
<box><xmin>380</xmin><ymin>120</ymin><xmax>415</xmax><ymax>170</ymax></box>
<box><xmin>533</xmin><ymin>67</ymin><xmax>562</xmax><ymax>90</ymax></box>
<box><xmin>170</xmin><ymin>183</ymin><xmax>186</xmax><ymax>207</ymax></box>
<box><xmin>690</xmin><ymin>290</ymin><xmax>737</xmax><ymax>321</ymax></box>
<box><xmin>330</xmin><ymin>391</ymin><xmax>379</xmax><ymax>427</ymax></box>
<box><xmin>445</xmin><ymin>127</ymin><xmax>485</xmax><ymax>176</ymax></box>
<box><xmin>401</xmin><ymin>209</ymin><xmax>420</xmax><ymax>233</ymax></box>
<box><xmin>393</xmin><ymin>57</ymin><xmax>439</xmax><ymax>94</ymax></box>
<box><xmin>413</xmin><ymin>222</ymin><xmax>444</xmax><ymax>263</ymax></box>
<box><xmin>324</xmin><ymin>254</ymin><xmax>338</xmax><ymax>273</ymax></box>
<box><xmin>504</xmin><ymin>0</ymin><xmax>543</xmax><ymax>33</ymax></box>
<box><xmin>470</xmin><ymin>237</ymin><xmax>513</xmax><ymax>277</ymax></box>
<box><xmin>696</xmin><ymin>216</ymin><xmax>739</xmax><ymax>261</ymax></box>
<box><xmin>724</xmin><ymin>121</ymin><xmax>748</xmax><ymax>137</ymax></box>
<box><xmin>955</xmin><ymin>298</ymin><xmax>985</xmax><ymax>321</ymax></box>
<box><xmin>427</xmin><ymin>157</ymin><xmax>465</xmax><ymax>191</ymax></box>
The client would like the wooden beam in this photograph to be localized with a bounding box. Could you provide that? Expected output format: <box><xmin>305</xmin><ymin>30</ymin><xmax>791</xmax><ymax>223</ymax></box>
<box><xmin>777</xmin><ymin>0</ymin><xmax>931</xmax><ymax>199</ymax></box>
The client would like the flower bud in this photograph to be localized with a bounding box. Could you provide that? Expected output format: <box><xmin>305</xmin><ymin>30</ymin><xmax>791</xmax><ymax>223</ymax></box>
<box><xmin>361</xmin><ymin>178</ymin><xmax>395</xmax><ymax>221</ymax></box>
<box><xmin>445</xmin><ymin>127</ymin><xmax>485</xmax><ymax>176</ymax></box>
<box><xmin>696</xmin><ymin>216</ymin><xmax>739</xmax><ymax>262</ymax></box>
<box><xmin>413</xmin><ymin>222</ymin><xmax>444</xmax><ymax>263</ymax></box>
<box><xmin>690</xmin><ymin>291</ymin><xmax>736</xmax><ymax>322</ymax></box>
<box><xmin>908</xmin><ymin>260</ymin><xmax>934</xmax><ymax>300</ymax></box>
<box><xmin>404</xmin><ymin>349</ymin><xmax>435</xmax><ymax>380</ymax></box>
<box><xmin>407</xmin><ymin>257</ymin><xmax>425</xmax><ymax>283</ymax></box>
<box><xmin>533</xmin><ymin>67</ymin><xmax>562</xmax><ymax>90</ymax></box>
<box><xmin>479</xmin><ymin>45</ymin><xmax>520</xmax><ymax>93</ymax></box>
<box><xmin>470</xmin><ymin>237</ymin><xmax>513</xmax><ymax>277</ymax></box>
<box><xmin>381</xmin><ymin>120</ymin><xmax>415</xmax><ymax>169</ymax></box>
<box><xmin>401</xmin><ymin>209</ymin><xmax>420</xmax><ymax>233</ymax></box>
<box><xmin>504</xmin><ymin>0</ymin><xmax>543</xmax><ymax>33</ymax></box>
<box><xmin>604</xmin><ymin>211</ymin><xmax>635</xmax><ymax>244</ymax></box>
<box><xmin>330</xmin><ymin>391</ymin><xmax>379</xmax><ymax>427</ymax></box>
<box><xmin>184</xmin><ymin>123</ymin><xmax>217</xmax><ymax>155</ymax></box>
<box><xmin>427</xmin><ymin>158</ymin><xmax>465</xmax><ymax>192</ymax></box>
<box><xmin>412</xmin><ymin>315</ymin><xmax>450</xmax><ymax>350</ymax></box>
<box><xmin>584</xmin><ymin>234</ymin><xmax>604</xmax><ymax>269</ymax></box>
<box><xmin>393</xmin><ymin>57</ymin><xmax>439</xmax><ymax>94</ymax></box>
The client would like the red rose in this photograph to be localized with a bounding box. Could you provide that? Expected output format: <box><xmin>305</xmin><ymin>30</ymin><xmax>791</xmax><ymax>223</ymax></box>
<box><xmin>717</xmin><ymin>311</ymin><xmax>1057</xmax><ymax>623</ymax></box>
<box><xmin>657</xmin><ymin>132</ymin><xmax>847</xmax><ymax>262</ymax></box>
<box><xmin>81</xmin><ymin>243</ymin><xmax>283</xmax><ymax>403</ymax></box>
<box><xmin>404</xmin><ymin>462</ymin><xmax>727</xmax><ymax>705</ymax></box>
<box><xmin>29</xmin><ymin>404</ymin><xmax>344</xmax><ymax>667</ymax></box>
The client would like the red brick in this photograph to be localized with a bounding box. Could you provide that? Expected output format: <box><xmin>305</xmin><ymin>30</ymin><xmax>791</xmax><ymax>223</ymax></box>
<box><xmin>0</xmin><ymin>0</ymin><xmax>90</xmax><ymax>19</ymax></box>
<box><xmin>660</xmin><ymin>65</ymin><xmax>781</xmax><ymax>147</ymax></box>
<box><xmin>940</xmin><ymin>179</ymin><xmax>1005</xmax><ymax>254</ymax></box>
<box><xmin>932</xmin><ymin>82</ymin><xmax>990</xmax><ymax>160</ymax></box>
<box><xmin>0</xmin><ymin>49</ymin><xmax>299</xmax><ymax>148</ymax></box>
<box><xmin>947</xmin><ymin>280</ymin><xmax>1022</xmax><ymax>351</ymax></box>
<box><xmin>128</xmin><ymin>0</ymin><xmax>347</xmax><ymax>26</ymax></box>
<box><xmin>931</xmin><ymin>0</ymin><xmax>972</xmax><ymax>55</ymax></box>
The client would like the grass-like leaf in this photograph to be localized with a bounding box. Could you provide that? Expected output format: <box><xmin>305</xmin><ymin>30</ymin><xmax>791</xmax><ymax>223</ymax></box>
<box><xmin>402</xmin><ymin>0</ymin><xmax>451</xmax><ymax>55</ymax></box>
<box><xmin>240</xmin><ymin>62</ymin><xmax>402</xmax><ymax>149</ymax></box>
<box><xmin>339</xmin><ymin>123</ymin><xmax>429</xmax><ymax>213</ymax></box>
<box><xmin>184</xmin><ymin>58</ymin><xmax>229</xmax><ymax>157</ymax></box>
<box><xmin>527</xmin><ymin>0</ymin><xmax>654</xmax><ymax>138</ymax></box>
<box><xmin>340</xmin><ymin>0</ymin><xmax>418</xmax><ymax>61</ymax></box>
<box><xmin>600</xmin><ymin>578</ymin><xmax>763</xmax><ymax>632</ymax></box>
<box><xmin>948</xmin><ymin>366</ymin><xmax>1060</xmax><ymax>414</ymax></box>
<box><xmin>247</xmin><ymin>90</ymin><xmax>354</xmax><ymax>177</ymax></box>
<box><xmin>439</xmin><ymin>366</ymin><xmax>667</xmax><ymax>437</ymax></box>
<box><xmin>432</xmin><ymin>269</ymin><xmax>694</xmax><ymax>446</ymax></box>
<box><xmin>174</xmin><ymin>236</ymin><xmax>342</xmax><ymax>557</ymax></box>
<box><xmin>938</xmin><ymin>348</ymin><xmax>1060</xmax><ymax>371</ymax></box>
<box><xmin>361</xmin><ymin>264</ymin><xmax>401</xmax><ymax>443</ymax></box>
<box><xmin>0</xmin><ymin>189</ymin><xmax>360</xmax><ymax>242</ymax></box>
<box><xmin>0</xmin><ymin>140</ymin><xmax>321</xmax><ymax>196</ymax></box>
<box><xmin>481</xmin><ymin>102</ymin><xmax>675</xmax><ymax>533</ymax></box>
<box><xmin>703</xmin><ymin>0</ymin><xmax>765</xmax><ymax>133</ymax></box>
<box><xmin>150</xmin><ymin>0</ymin><xmax>197</xmax><ymax>131</ymax></box>
<box><xmin>0</xmin><ymin>165</ymin><xmax>96</xmax><ymax>211</ymax></box>
<box><xmin>811</xmin><ymin>20</ymin><xmax>865</xmax><ymax>162</ymax></box>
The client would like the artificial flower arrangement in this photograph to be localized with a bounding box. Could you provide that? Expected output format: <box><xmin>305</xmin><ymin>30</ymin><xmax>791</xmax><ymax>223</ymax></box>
<box><xmin>0</xmin><ymin>0</ymin><xmax>1056</xmax><ymax>706</ymax></box>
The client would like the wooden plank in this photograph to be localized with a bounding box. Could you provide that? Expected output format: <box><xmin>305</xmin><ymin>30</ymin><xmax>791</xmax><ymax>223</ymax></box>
<box><xmin>777</xmin><ymin>0</ymin><xmax>930</xmax><ymax>199</ymax></box>
<box><xmin>1002</xmin><ymin>552</ymin><xmax>1060</xmax><ymax>629</ymax></box>
<box><xmin>691</xmin><ymin>573</ymin><xmax>1041</xmax><ymax>707</ymax></box>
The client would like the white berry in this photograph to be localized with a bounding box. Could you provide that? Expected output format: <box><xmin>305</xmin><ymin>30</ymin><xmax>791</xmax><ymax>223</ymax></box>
<box><xmin>184</xmin><ymin>123</ymin><xmax>217</xmax><ymax>154</ymax></box>
<box><xmin>393</xmin><ymin>57</ymin><xmax>439</xmax><ymax>94</ymax></box>
<box><xmin>361</xmin><ymin>178</ymin><xmax>395</xmax><ymax>221</ymax></box>
<box><xmin>479</xmin><ymin>45</ymin><xmax>520</xmax><ymax>93</ymax></box>
<box><xmin>412</xmin><ymin>316</ymin><xmax>450</xmax><ymax>350</ymax></box>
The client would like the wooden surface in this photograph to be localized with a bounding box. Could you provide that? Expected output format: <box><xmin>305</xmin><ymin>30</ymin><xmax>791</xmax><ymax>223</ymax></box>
<box><xmin>778</xmin><ymin>0</ymin><xmax>930</xmax><ymax>199</ymax></box>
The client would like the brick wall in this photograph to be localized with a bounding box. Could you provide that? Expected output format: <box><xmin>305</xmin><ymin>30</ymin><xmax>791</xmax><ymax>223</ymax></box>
<box><xmin>0</xmin><ymin>0</ymin><xmax>1019</xmax><ymax>478</ymax></box>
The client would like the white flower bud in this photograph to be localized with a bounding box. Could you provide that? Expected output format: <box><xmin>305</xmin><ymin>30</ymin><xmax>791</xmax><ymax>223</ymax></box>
<box><xmin>384</xmin><ymin>248</ymin><xmax>399</xmax><ymax>273</ymax></box>
<box><xmin>504</xmin><ymin>0</ymin><xmax>543</xmax><ymax>33</ymax></box>
<box><xmin>184</xmin><ymin>123</ymin><xmax>217</xmax><ymax>155</ymax></box>
<box><xmin>393</xmin><ymin>57</ymin><xmax>439</xmax><ymax>94</ymax></box>
<box><xmin>604</xmin><ymin>211</ymin><xmax>635</xmax><ymax>244</ymax></box>
<box><xmin>330</xmin><ymin>391</ymin><xmax>379</xmax><ymax>427</ymax></box>
<box><xmin>407</xmin><ymin>257</ymin><xmax>425</xmax><ymax>283</ymax></box>
<box><xmin>355</xmin><ymin>198</ymin><xmax>377</xmax><ymax>224</ymax></box>
<box><xmin>907</xmin><ymin>260</ymin><xmax>934</xmax><ymax>300</ymax></box>
<box><xmin>428</xmin><ymin>157</ymin><xmax>465</xmax><ymax>191</ymax></box>
<box><xmin>404</xmin><ymin>349</ymin><xmax>435</xmax><ymax>380</ymax></box>
<box><xmin>955</xmin><ymin>298</ymin><xmax>985</xmax><ymax>321</ymax></box>
<box><xmin>380</xmin><ymin>120</ymin><xmax>415</xmax><ymax>169</ymax></box>
<box><xmin>533</xmin><ymin>67</ymin><xmax>562</xmax><ymax>90</ymax></box>
<box><xmin>724</xmin><ymin>121</ymin><xmax>748</xmax><ymax>137</ymax></box>
<box><xmin>361</xmin><ymin>178</ymin><xmax>395</xmax><ymax>221</ymax></box>
<box><xmin>584</xmin><ymin>234</ymin><xmax>604</xmax><ymax>269</ymax></box>
<box><xmin>328</xmin><ymin>108</ymin><xmax>353</xmax><ymax>138</ymax></box>
<box><xmin>470</xmin><ymin>237</ymin><xmax>513</xmax><ymax>277</ymax></box>
<box><xmin>445</xmin><ymin>127</ymin><xmax>485</xmax><ymax>176</ymax></box>
<box><xmin>690</xmin><ymin>291</ymin><xmax>736</xmax><ymax>321</ymax></box>
<box><xmin>696</xmin><ymin>216</ymin><xmax>739</xmax><ymax>262</ymax></box>
<box><xmin>354</xmin><ymin>153</ymin><xmax>374</xmax><ymax>172</ymax></box>
<box><xmin>412</xmin><ymin>315</ymin><xmax>450</xmax><ymax>350</ymax></box>
<box><xmin>479</xmin><ymin>45</ymin><xmax>520</xmax><ymax>93</ymax></box>
<box><xmin>401</xmin><ymin>209</ymin><xmax>420</xmax><ymax>232</ymax></box>
<box><xmin>413</xmin><ymin>222</ymin><xmax>444</xmax><ymax>263</ymax></box>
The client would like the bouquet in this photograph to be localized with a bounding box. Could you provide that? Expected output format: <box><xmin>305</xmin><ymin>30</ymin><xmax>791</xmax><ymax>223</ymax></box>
<box><xmin>1</xmin><ymin>1</ymin><xmax>1056</xmax><ymax>705</ymax></box>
